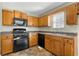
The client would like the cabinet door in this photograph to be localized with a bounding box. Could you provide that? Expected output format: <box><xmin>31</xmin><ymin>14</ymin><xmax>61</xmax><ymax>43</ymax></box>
<box><xmin>29</xmin><ymin>33</ymin><xmax>38</xmax><ymax>47</ymax></box>
<box><xmin>21</xmin><ymin>12</ymin><xmax>28</xmax><ymax>20</ymax></box>
<box><xmin>28</xmin><ymin>16</ymin><xmax>38</xmax><ymax>27</ymax></box>
<box><xmin>39</xmin><ymin>16</ymin><xmax>48</xmax><ymax>27</ymax></box>
<box><xmin>66</xmin><ymin>4</ymin><xmax>77</xmax><ymax>25</ymax></box>
<box><xmin>45</xmin><ymin>35</ymin><xmax>52</xmax><ymax>52</ymax></box>
<box><xmin>64</xmin><ymin>38</ymin><xmax>74</xmax><ymax>56</ymax></box>
<box><xmin>77</xmin><ymin>3</ymin><xmax>79</xmax><ymax>13</ymax></box>
<box><xmin>43</xmin><ymin>16</ymin><xmax>48</xmax><ymax>26</ymax></box>
<box><xmin>28</xmin><ymin>16</ymin><xmax>33</xmax><ymax>26</ymax></box>
<box><xmin>52</xmin><ymin>36</ymin><xmax>63</xmax><ymax>56</ymax></box>
<box><xmin>2</xmin><ymin>10</ymin><xmax>13</xmax><ymax>26</ymax></box>
<box><xmin>38</xmin><ymin>17</ymin><xmax>42</xmax><ymax>26</ymax></box>
<box><xmin>14</xmin><ymin>10</ymin><xmax>21</xmax><ymax>18</ymax></box>
<box><xmin>33</xmin><ymin>17</ymin><xmax>38</xmax><ymax>27</ymax></box>
<box><xmin>1</xmin><ymin>34</ymin><xmax>13</xmax><ymax>55</ymax></box>
<box><xmin>39</xmin><ymin>17</ymin><xmax>45</xmax><ymax>26</ymax></box>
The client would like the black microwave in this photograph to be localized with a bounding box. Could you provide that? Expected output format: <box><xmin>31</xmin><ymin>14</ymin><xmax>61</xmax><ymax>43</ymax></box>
<box><xmin>13</xmin><ymin>18</ymin><xmax>27</xmax><ymax>26</ymax></box>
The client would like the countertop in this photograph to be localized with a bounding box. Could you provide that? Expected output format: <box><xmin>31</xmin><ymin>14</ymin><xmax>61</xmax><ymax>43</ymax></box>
<box><xmin>0</xmin><ymin>31</ymin><xmax>77</xmax><ymax>38</ymax></box>
<box><xmin>38</xmin><ymin>31</ymin><xmax>77</xmax><ymax>38</ymax></box>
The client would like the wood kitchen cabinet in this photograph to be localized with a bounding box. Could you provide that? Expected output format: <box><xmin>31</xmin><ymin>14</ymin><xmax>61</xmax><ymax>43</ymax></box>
<box><xmin>77</xmin><ymin>3</ymin><xmax>79</xmax><ymax>14</ymax></box>
<box><xmin>38</xmin><ymin>16</ymin><xmax>48</xmax><ymax>27</ymax></box>
<box><xmin>14</xmin><ymin>10</ymin><xmax>28</xmax><ymax>19</ymax></box>
<box><xmin>2</xmin><ymin>9</ymin><xmax>13</xmax><ymax>26</ymax></box>
<box><xmin>51</xmin><ymin>36</ymin><xmax>63</xmax><ymax>56</ymax></box>
<box><xmin>28</xmin><ymin>16</ymin><xmax>38</xmax><ymax>27</ymax></box>
<box><xmin>33</xmin><ymin>17</ymin><xmax>38</xmax><ymax>27</ymax></box>
<box><xmin>1</xmin><ymin>33</ymin><xmax>13</xmax><ymax>55</ymax></box>
<box><xmin>66</xmin><ymin>4</ymin><xmax>77</xmax><ymax>25</ymax></box>
<box><xmin>13</xmin><ymin>10</ymin><xmax>22</xmax><ymax>18</ymax></box>
<box><xmin>28</xmin><ymin>15</ymin><xmax>48</xmax><ymax>27</ymax></box>
<box><xmin>29</xmin><ymin>33</ymin><xmax>38</xmax><ymax>47</ymax></box>
<box><xmin>63</xmin><ymin>37</ymin><xmax>74</xmax><ymax>56</ymax></box>
<box><xmin>28</xmin><ymin>16</ymin><xmax>33</xmax><ymax>26</ymax></box>
<box><xmin>45</xmin><ymin>35</ymin><xmax>63</xmax><ymax>56</ymax></box>
<box><xmin>45</xmin><ymin>35</ymin><xmax>52</xmax><ymax>52</ymax></box>
<box><xmin>21</xmin><ymin>12</ymin><xmax>28</xmax><ymax>20</ymax></box>
<box><xmin>45</xmin><ymin>34</ymin><xmax>74</xmax><ymax>56</ymax></box>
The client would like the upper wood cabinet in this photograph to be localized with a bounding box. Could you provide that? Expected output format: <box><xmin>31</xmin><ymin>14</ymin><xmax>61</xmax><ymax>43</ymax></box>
<box><xmin>66</xmin><ymin>4</ymin><xmax>77</xmax><ymax>25</ymax></box>
<box><xmin>1</xmin><ymin>33</ymin><xmax>13</xmax><ymax>55</ymax></box>
<box><xmin>77</xmin><ymin>3</ymin><xmax>79</xmax><ymax>14</ymax></box>
<box><xmin>28</xmin><ymin>15</ymin><xmax>48</xmax><ymax>27</ymax></box>
<box><xmin>21</xmin><ymin>12</ymin><xmax>28</xmax><ymax>20</ymax></box>
<box><xmin>2</xmin><ymin>9</ymin><xmax>13</xmax><ymax>26</ymax></box>
<box><xmin>28</xmin><ymin>16</ymin><xmax>33</xmax><ymax>26</ymax></box>
<box><xmin>13</xmin><ymin>10</ymin><xmax>22</xmax><ymax>18</ymax></box>
<box><xmin>28</xmin><ymin>16</ymin><xmax>38</xmax><ymax>27</ymax></box>
<box><xmin>29</xmin><ymin>33</ymin><xmax>38</xmax><ymax>47</ymax></box>
<box><xmin>38</xmin><ymin>16</ymin><xmax>48</xmax><ymax>27</ymax></box>
<box><xmin>13</xmin><ymin>10</ymin><xmax>28</xmax><ymax>19</ymax></box>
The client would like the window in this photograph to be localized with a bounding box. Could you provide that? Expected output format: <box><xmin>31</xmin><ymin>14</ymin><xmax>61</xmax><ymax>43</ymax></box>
<box><xmin>52</xmin><ymin>12</ymin><xmax>65</xmax><ymax>28</ymax></box>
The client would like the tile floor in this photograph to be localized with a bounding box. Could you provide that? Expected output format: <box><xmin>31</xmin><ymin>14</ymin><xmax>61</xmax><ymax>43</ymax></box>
<box><xmin>5</xmin><ymin>46</ymin><xmax>53</xmax><ymax>56</ymax></box>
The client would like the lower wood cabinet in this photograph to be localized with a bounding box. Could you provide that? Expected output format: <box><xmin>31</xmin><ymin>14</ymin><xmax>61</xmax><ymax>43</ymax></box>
<box><xmin>45</xmin><ymin>34</ymin><xmax>74</xmax><ymax>56</ymax></box>
<box><xmin>29</xmin><ymin>33</ymin><xmax>38</xmax><ymax>47</ymax></box>
<box><xmin>63</xmin><ymin>37</ymin><xmax>74</xmax><ymax>56</ymax></box>
<box><xmin>45</xmin><ymin>35</ymin><xmax>52</xmax><ymax>52</ymax></box>
<box><xmin>52</xmin><ymin>36</ymin><xmax>63</xmax><ymax>56</ymax></box>
<box><xmin>1</xmin><ymin>33</ymin><xmax>13</xmax><ymax>55</ymax></box>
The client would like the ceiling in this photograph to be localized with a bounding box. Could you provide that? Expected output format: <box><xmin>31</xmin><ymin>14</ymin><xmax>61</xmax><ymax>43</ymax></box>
<box><xmin>1</xmin><ymin>2</ymin><xmax>71</xmax><ymax>16</ymax></box>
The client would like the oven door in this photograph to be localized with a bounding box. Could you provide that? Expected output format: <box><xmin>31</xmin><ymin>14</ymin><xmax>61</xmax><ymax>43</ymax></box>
<box><xmin>13</xmin><ymin>37</ymin><xmax>29</xmax><ymax>52</ymax></box>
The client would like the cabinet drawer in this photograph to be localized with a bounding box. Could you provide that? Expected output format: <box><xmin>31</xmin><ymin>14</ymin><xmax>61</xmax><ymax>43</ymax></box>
<box><xmin>2</xmin><ymin>34</ymin><xmax>13</xmax><ymax>39</ymax></box>
<box><xmin>63</xmin><ymin>37</ymin><xmax>74</xmax><ymax>44</ymax></box>
<box><xmin>45</xmin><ymin>35</ymin><xmax>52</xmax><ymax>39</ymax></box>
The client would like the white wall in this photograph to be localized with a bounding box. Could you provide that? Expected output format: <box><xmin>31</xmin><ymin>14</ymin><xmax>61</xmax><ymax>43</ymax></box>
<box><xmin>0</xmin><ymin>3</ymin><xmax>2</xmax><ymax>26</ymax></box>
<box><xmin>0</xmin><ymin>3</ymin><xmax>2</xmax><ymax>55</ymax></box>
<box><xmin>0</xmin><ymin>3</ymin><xmax>2</xmax><ymax>33</ymax></box>
<box><xmin>77</xmin><ymin>15</ymin><xmax>79</xmax><ymax>56</ymax></box>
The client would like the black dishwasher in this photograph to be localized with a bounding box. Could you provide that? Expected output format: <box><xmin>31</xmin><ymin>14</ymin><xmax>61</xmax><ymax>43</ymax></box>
<box><xmin>38</xmin><ymin>34</ymin><xmax>45</xmax><ymax>48</ymax></box>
